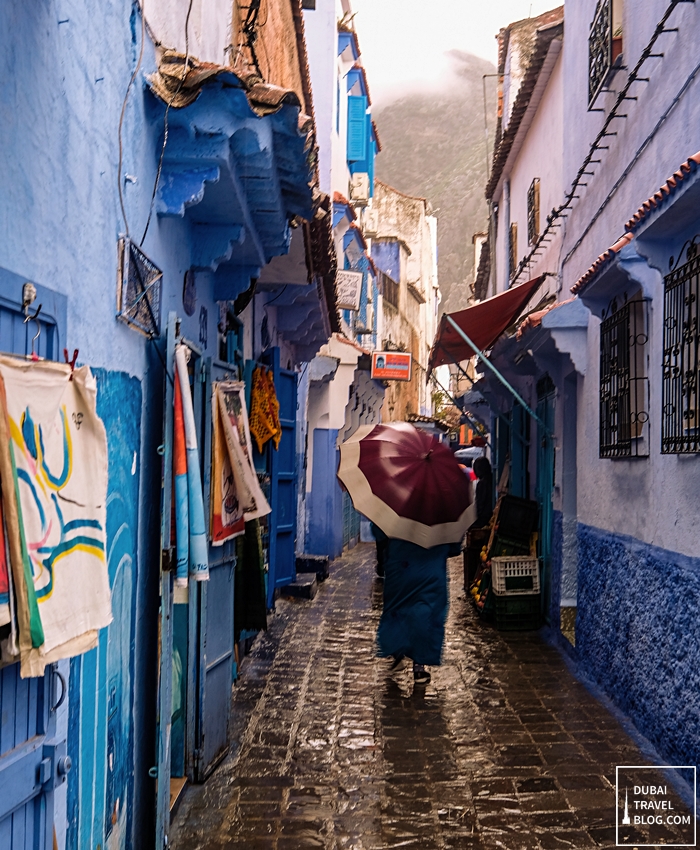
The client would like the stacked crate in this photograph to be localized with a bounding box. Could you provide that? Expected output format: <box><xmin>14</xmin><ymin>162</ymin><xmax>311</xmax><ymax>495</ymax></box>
<box><xmin>488</xmin><ymin>496</ymin><xmax>542</xmax><ymax>631</ymax></box>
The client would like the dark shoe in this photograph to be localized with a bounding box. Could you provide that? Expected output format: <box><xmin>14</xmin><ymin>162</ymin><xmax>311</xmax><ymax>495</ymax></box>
<box><xmin>390</xmin><ymin>654</ymin><xmax>408</xmax><ymax>672</ymax></box>
<box><xmin>413</xmin><ymin>666</ymin><xmax>430</xmax><ymax>685</ymax></box>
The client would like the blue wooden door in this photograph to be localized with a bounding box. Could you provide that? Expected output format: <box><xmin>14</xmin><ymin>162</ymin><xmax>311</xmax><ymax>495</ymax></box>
<box><xmin>0</xmin><ymin>273</ymin><xmax>68</xmax><ymax>849</ymax></box>
<box><xmin>155</xmin><ymin>313</ymin><xmax>177</xmax><ymax>850</ymax></box>
<box><xmin>263</xmin><ymin>349</ymin><xmax>298</xmax><ymax>606</ymax></box>
<box><xmin>195</xmin><ymin>359</ymin><xmax>237</xmax><ymax>780</ymax></box>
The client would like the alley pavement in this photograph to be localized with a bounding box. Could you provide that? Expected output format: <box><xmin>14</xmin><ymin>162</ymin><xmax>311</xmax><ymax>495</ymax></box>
<box><xmin>170</xmin><ymin>544</ymin><xmax>695</xmax><ymax>850</ymax></box>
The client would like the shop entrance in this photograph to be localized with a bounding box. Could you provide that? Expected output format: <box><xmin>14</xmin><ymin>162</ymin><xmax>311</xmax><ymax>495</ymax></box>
<box><xmin>536</xmin><ymin>376</ymin><xmax>556</xmax><ymax>622</ymax></box>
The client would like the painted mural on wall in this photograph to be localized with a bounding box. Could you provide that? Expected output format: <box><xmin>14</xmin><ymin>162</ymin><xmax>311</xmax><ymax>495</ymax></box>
<box><xmin>67</xmin><ymin>369</ymin><xmax>141</xmax><ymax>850</ymax></box>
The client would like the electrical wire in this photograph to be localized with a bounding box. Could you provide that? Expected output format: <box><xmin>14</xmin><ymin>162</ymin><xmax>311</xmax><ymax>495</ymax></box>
<box><xmin>265</xmin><ymin>284</ymin><xmax>288</xmax><ymax>308</ymax></box>
<box><xmin>117</xmin><ymin>0</ymin><xmax>146</xmax><ymax>238</ymax></box>
<box><xmin>561</xmin><ymin>54</ymin><xmax>700</xmax><ymax>276</ymax></box>
<box><xmin>140</xmin><ymin>0</ymin><xmax>195</xmax><ymax>246</ymax></box>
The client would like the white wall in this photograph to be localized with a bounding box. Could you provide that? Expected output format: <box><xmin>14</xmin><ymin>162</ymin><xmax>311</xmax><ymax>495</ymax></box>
<box><xmin>493</xmin><ymin>49</ymin><xmax>564</xmax><ymax>299</ymax></box>
<box><xmin>147</xmin><ymin>0</ymin><xmax>233</xmax><ymax>65</ymax></box>
<box><xmin>560</xmin><ymin>0</ymin><xmax>700</xmax><ymax>558</ymax></box>
<box><xmin>303</xmin><ymin>0</ymin><xmax>338</xmax><ymax>194</ymax></box>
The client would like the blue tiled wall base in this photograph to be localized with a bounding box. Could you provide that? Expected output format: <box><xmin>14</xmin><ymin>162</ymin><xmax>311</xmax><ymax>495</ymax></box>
<box><xmin>577</xmin><ymin>524</ymin><xmax>700</xmax><ymax>767</ymax></box>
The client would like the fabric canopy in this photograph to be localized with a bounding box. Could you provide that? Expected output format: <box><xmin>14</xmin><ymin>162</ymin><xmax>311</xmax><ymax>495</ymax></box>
<box><xmin>429</xmin><ymin>275</ymin><xmax>546</xmax><ymax>371</ymax></box>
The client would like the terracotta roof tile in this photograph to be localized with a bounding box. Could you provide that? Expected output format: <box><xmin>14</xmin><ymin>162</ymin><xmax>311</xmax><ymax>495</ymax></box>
<box><xmin>570</xmin><ymin>233</ymin><xmax>633</xmax><ymax>295</ymax></box>
<box><xmin>572</xmin><ymin>151</ymin><xmax>700</xmax><ymax>296</ymax></box>
<box><xmin>624</xmin><ymin>151</ymin><xmax>700</xmax><ymax>232</ymax></box>
<box><xmin>348</xmin><ymin>222</ymin><xmax>368</xmax><ymax>250</ymax></box>
<box><xmin>516</xmin><ymin>297</ymin><xmax>574</xmax><ymax>338</ymax></box>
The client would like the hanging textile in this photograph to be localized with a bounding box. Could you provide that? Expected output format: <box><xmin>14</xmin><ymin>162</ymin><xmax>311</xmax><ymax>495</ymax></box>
<box><xmin>210</xmin><ymin>383</ymin><xmax>246</xmax><ymax>545</ymax></box>
<box><xmin>174</xmin><ymin>345</ymin><xmax>209</xmax><ymax>582</ymax></box>
<box><xmin>0</xmin><ymin>495</ymin><xmax>10</xmax><ymax>628</ymax></box>
<box><xmin>264</xmin><ymin>369</ymin><xmax>282</xmax><ymax>450</ymax></box>
<box><xmin>173</xmin><ymin>372</ymin><xmax>190</xmax><ymax>586</ymax></box>
<box><xmin>210</xmin><ymin>380</ymin><xmax>272</xmax><ymax>544</ymax></box>
<box><xmin>234</xmin><ymin>519</ymin><xmax>267</xmax><ymax>637</ymax></box>
<box><xmin>0</xmin><ymin>357</ymin><xmax>112</xmax><ymax>678</ymax></box>
<box><xmin>249</xmin><ymin>366</ymin><xmax>282</xmax><ymax>453</ymax></box>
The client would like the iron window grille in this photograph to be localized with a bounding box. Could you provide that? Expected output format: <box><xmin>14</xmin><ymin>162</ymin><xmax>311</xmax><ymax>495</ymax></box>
<box><xmin>527</xmin><ymin>179</ymin><xmax>540</xmax><ymax>246</ymax></box>
<box><xmin>599</xmin><ymin>296</ymin><xmax>650</xmax><ymax>458</ymax></box>
<box><xmin>509</xmin><ymin>222</ymin><xmax>518</xmax><ymax>280</ymax></box>
<box><xmin>589</xmin><ymin>0</ymin><xmax>613</xmax><ymax>108</ymax></box>
<box><xmin>662</xmin><ymin>241</ymin><xmax>700</xmax><ymax>453</ymax></box>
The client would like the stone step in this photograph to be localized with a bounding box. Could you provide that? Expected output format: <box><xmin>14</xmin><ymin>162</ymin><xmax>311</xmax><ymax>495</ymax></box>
<box><xmin>295</xmin><ymin>555</ymin><xmax>330</xmax><ymax>582</ymax></box>
<box><xmin>281</xmin><ymin>575</ymin><xmax>318</xmax><ymax>600</ymax></box>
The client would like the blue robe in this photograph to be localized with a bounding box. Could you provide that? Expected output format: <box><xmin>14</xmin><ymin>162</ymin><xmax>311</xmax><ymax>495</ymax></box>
<box><xmin>376</xmin><ymin>532</ymin><xmax>459</xmax><ymax>666</ymax></box>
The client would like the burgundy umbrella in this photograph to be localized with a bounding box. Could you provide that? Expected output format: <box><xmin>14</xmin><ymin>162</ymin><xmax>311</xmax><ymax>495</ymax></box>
<box><xmin>337</xmin><ymin>422</ymin><xmax>476</xmax><ymax>548</ymax></box>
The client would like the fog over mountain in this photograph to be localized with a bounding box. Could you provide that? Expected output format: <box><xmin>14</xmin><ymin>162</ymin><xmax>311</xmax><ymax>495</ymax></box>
<box><xmin>373</xmin><ymin>51</ymin><xmax>496</xmax><ymax>314</ymax></box>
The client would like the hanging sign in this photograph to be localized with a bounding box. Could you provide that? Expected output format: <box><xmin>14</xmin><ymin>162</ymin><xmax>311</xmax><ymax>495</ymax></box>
<box><xmin>371</xmin><ymin>351</ymin><xmax>413</xmax><ymax>381</ymax></box>
<box><xmin>336</xmin><ymin>270</ymin><xmax>363</xmax><ymax>311</ymax></box>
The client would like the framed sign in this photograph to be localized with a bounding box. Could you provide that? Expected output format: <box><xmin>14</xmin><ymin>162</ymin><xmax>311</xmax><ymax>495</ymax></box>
<box><xmin>371</xmin><ymin>351</ymin><xmax>412</xmax><ymax>381</ymax></box>
<box><xmin>336</xmin><ymin>270</ymin><xmax>363</xmax><ymax>311</ymax></box>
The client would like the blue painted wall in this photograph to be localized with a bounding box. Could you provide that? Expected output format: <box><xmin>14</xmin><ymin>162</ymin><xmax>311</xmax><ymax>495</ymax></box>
<box><xmin>549</xmin><ymin>510</ymin><xmax>563</xmax><ymax>630</ymax></box>
<box><xmin>371</xmin><ymin>242</ymin><xmax>400</xmax><ymax>283</ymax></box>
<box><xmin>67</xmin><ymin>370</ymin><xmax>141</xmax><ymax>850</ymax></box>
<box><xmin>576</xmin><ymin>523</ymin><xmax>700</xmax><ymax>767</ymax></box>
<box><xmin>306</xmin><ymin>429</ymin><xmax>344</xmax><ymax>559</ymax></box>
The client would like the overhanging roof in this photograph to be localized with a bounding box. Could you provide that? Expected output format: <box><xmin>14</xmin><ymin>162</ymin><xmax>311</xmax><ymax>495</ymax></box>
<box><xmin>486</xmin><ymin>18</ymin><xmax>563</xmax><ymax>202</ymax></box>
<box><xmin>429</xmin><ymin>275</ymin><xmax>546</xmax><ymax>371</ymax></box>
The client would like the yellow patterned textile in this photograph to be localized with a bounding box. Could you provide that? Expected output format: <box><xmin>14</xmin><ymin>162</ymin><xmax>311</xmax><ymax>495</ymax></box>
<box><xmin>264</xmin><ymin>370</ymin><xmax>282</xmax><ymax>450</ymax></box>
<box><xmin>249</xmin><ymin>367</ymin><xmax>275</xmax><ymax>453</ymax></box>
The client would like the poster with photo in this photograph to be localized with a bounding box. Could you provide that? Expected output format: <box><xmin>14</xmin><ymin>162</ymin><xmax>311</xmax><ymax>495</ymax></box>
<box><xmin>211</xmin><ymin>383</ymin><xmax>271</xmax><ymax>545</ymax></box>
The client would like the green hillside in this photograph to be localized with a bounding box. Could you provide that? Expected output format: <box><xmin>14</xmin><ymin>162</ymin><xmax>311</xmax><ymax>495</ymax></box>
<box><xmin>373</xmin><ymin>51</ymin><xmax>496</xmax><ymax>314</ymax></box>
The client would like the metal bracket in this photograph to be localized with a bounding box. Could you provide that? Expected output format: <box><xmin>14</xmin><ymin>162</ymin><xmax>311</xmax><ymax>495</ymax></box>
<box><xmin>40</xmin><ymin>739</ymin><xmax>70</xmax><ymax>790</ymax></box>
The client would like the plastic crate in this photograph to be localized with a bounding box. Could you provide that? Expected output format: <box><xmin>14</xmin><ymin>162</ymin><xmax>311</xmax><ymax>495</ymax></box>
<box><xmin>491</xmin><ymin>556</ymin><xmax>540</xmax><ymax>595</ymax></box>
<box><xmin>494</xmin><ymin>593</ymin><xmax>541</xmax><ymax>631</ymax></box>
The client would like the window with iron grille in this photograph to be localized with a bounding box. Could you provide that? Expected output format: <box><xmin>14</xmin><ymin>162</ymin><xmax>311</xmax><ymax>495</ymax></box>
<box><xmin>599</xmin><ymin>296</ymin><xmax>649</xmax><ymax>458</ymax></box>
<box><xmin>589</xmin><ymin>0</ymin><xmax>623</xmax><ymax>109</ymax></box>
<box><xmin>589</xmin><ymin>0</ymin><xmax>612</xmax><ymax>107</ymax></box>
<box><xmin>509</xmin><ymin>222</ymin><xmax>518</xmax><ymax>280</ymax></box>
<box><xmin>527</xmin><ymin>179</ymin><xmax>540</xmax><ymax>246</ymax></box>
<box><xmin>662</xmin><ymin>244</ymin><xmax>700</xmax><ymax>453</ymax></box>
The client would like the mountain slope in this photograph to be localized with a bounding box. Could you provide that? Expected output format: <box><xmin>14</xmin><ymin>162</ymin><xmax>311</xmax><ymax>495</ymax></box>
<box><xmin>373</xmin><ymin>52</ymin><xmax>496</xmax><ymax>314</ymax></box>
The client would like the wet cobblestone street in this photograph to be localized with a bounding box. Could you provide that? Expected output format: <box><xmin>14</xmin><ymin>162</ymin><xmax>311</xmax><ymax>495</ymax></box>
<box><xmin>170</xmin><ymin>544</ymin><xmax>694</xmax><ymax>850</ymax></box>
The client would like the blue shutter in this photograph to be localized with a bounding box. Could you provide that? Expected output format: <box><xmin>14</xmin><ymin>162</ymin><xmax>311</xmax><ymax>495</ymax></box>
<box><xmin>347</xmin><ymin>95</ymin><xmax>368</xmax><ymax>162</ymax></box>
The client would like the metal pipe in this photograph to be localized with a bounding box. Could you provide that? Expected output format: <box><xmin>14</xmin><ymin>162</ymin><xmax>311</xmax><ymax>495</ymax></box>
<box><xmin>445</xmin><ymin>316</ymin><xmax>550</xmax><ymax>434</ymax></box>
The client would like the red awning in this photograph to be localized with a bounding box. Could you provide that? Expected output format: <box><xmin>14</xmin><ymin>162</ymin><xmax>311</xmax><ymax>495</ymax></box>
<box><xmin>429</xmin><ymin>275</ymin><xmax>546</xmax><ymax>371</ymax></box>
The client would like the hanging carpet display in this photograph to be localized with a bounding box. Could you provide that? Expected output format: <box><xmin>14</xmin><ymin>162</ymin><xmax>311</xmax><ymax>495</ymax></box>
<box><xmin>0</xmin><ymin>356</ymin><xmax>113</xmax><ymax>678</ymax></box>
<box><xmin>211</xmin><ymin>382</ymin><xmax>270</xmax><ymax>547</ymax></box>
<box><xmin>249</xmin><ymin>366</ymin><xmax>282</xmax><ymax>453</ymax></box>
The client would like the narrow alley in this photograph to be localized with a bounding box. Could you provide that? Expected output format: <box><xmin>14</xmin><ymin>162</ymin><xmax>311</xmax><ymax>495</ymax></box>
<box><xmin>169</xmin><ymin>545</ymin><xmax>694</xmax><ymax>850</ymax></box>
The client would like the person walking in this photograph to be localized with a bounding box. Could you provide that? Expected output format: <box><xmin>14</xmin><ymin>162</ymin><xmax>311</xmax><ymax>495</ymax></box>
<box><xmin>337</xmin><ymin>422</ymin><xmax>475</xmax><ymax>688</ymax></box>
<box><xmin>471</xmin><ymin>456</ymin><xmax>494</xmax><ymax>530</ymax></box>
<box><xmin>373</xmin><ymin>525</ymin><xmax>460</xmax><ymax>684</ymax></box>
